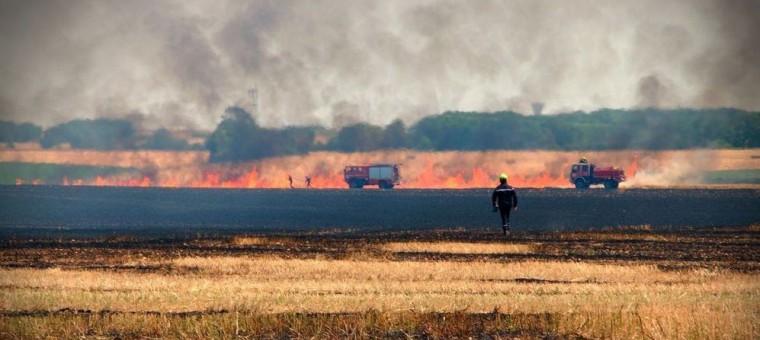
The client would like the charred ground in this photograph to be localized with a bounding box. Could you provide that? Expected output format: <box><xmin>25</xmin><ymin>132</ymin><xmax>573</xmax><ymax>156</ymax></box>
<box><xmin>1</xmin><ymin>186</ymin><xmax>759</xmax><ymax>238</ymax></box>
<box><xmin>2</xmin><ymin>226</ymin><xmax>758</xmax><ymax>272</ymax></box>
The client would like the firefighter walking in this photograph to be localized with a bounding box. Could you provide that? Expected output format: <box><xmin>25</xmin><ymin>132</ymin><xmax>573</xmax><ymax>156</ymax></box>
<box><xmin>492</xmin><ymin>173</ymin><xmax>518</xmax><ymax>236</ymax></box>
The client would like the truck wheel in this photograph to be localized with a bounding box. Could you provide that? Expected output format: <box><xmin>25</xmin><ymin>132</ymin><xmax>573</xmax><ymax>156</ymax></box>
<box><xmin>604</xmin><ymin>181</ymin><xmax>619</xmax><ymax>189</ymax></box>
<box><xmin>349</xmin><ymin>179</ymin><xmax>364</xmax><ymax>189</ymax></box>
<box><xmin>378</xmin><ymin>180</ymin><xmax>393</xmax><ymax>189</ymax></box>
<box><xmin>574</xmin><ymin>179</ymin><xmax>589</xmax><ymax>189</ymax></box>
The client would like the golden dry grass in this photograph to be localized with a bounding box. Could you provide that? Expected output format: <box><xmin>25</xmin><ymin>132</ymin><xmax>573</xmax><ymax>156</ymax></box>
<box><xmin>2</xmin><ymin>234</ymin><xmax>759</xmax><ymax>339</ymax></box>
<box><xmin>381</xmin><ymin>241</ymin><xmax>536</xmax><ymax>254</ymax></box>
<box><xmin>600</xmin><ymin>224</ymin><xmax>653</xmax><ymax>232</ymax></box>
<box><xmin>1</xmin><ymin>256</ymin><xmax>758</xmax><ymax>338</ymax></box>
<box><xmin>229</xmin><ymin>236</ymin><xmax>268</xmax><ymax>246</ymax></box>
<box><xmin>2</xmin><ymin>258</ymin><xmax>756</xmax><ymax>311</ymax></box>
<box><xmin>2</xmin><ymin>308</ymin><xmax>755</xmax><ymax>339</ymax></box>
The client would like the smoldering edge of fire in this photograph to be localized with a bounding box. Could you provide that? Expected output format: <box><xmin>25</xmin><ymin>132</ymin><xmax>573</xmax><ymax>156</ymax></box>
<box><xmin>0</xmin><ymin>0</ymin><xmax>759</xmax><ymax>130</ymax></box>
<box><xmin>5</xmin><ymin>149</ymin><xmax>760</xmax><ymax>189</ymax></box>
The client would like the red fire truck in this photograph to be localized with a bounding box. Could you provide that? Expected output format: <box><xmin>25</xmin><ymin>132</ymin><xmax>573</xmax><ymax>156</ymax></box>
<box><xmin>569</xmin><ymin>162</ymin><xmax>626</xmax><ymax>189</ymax></box>
<box><xmin>344</xmin><ymin>164</ymin><xmax>400</xmax><ymax>189</ymax></box>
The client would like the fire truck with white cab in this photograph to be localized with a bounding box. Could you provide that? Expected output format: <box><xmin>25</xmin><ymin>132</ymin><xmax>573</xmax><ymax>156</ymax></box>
<box><xmin>344</xmin><ymin>164</ymin><xmax>400</xmax><ymax>189</ymax></box>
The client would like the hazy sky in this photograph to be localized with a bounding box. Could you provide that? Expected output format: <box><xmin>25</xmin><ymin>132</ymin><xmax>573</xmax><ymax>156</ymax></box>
<box><xmin>1</xmin><ymin>0</ymin><xmax>758</xmax><ymax>130</ymax></box>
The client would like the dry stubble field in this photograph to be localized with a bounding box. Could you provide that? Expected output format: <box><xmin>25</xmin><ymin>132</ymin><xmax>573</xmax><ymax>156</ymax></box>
<box><xmin>1</xmin><ymin>226</ymin><xmax>758</xmax><ymax>339</ymax></box>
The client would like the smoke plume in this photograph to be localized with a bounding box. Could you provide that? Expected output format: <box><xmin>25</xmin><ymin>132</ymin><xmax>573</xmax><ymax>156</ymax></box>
<box><xmin>1</xmin><ymin>0</ymin><xmax>758</xmax><ymax>130</ymax></box>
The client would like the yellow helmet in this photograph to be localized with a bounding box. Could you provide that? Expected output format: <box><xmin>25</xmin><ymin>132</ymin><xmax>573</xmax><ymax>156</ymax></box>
<box><xmin>499</xmin><ymin>173</ymin><xmax>508</xmax><ymax>181</ymax></box>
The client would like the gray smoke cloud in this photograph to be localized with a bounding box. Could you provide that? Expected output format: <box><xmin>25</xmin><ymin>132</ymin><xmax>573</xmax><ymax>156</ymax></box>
<box><xmin>0</xmin><ymin>0</ymin><xmax>758</xmax><ymax>130</ymax></box>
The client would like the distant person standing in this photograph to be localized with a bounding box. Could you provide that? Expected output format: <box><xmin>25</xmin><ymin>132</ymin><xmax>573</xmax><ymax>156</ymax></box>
<box><xmin>492</xmin><ymin>173</ymin><xmax>518</xmax><ymax>236</ymax></box>
<box><xmin>305</xmin><ymin>176</ymin><xmax>312</xmax><ymax>189</ymax></box>
<box><xmin>288</xmin><ymin>175</ymin><xmax>293</xmax><ymax>188</ymax></box>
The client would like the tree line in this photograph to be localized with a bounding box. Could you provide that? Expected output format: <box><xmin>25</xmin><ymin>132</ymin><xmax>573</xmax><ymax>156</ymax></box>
<box><xmin>0</xmin><ymin>119</ymin><xmax>202</xmax><ymax>151</ymax></box>
<box><xmin>205</xmin><ymin>107</ymin><xmax>759</xmax><ymax>161</ymax></box>
<box><xmin>1</xmin><ymin>107</ymin><xmax>758</xmax><ymax>160</ymax></box>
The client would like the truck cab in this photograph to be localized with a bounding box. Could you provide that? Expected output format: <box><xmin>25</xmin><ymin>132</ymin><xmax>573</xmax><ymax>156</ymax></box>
<box><xmin>570</xmin><ymin>163</ymin><xmax>594</xmax><ymax>182</ymax></box>
<box><xmin>570</xmin><ymin>162</ymin><xmax>624</xmax><ymax>189</ymax></box>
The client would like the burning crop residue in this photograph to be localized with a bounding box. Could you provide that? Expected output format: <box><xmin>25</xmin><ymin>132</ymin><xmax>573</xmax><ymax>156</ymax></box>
<box><xmin>8</xmin><ymin>149</ymin><xmax>760</xmax><ymax>189</ymax></box>
<box><xmin>9</xmin><ymin>151</ymin><xmax>582</xmax><ymax>188</ymax></box>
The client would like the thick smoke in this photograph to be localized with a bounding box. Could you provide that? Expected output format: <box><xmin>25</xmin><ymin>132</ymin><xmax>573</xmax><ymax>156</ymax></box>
<box><xmin>0</xmin><ymin>0</ymin><xmax>758</xmax><ymax>130</ymax></box>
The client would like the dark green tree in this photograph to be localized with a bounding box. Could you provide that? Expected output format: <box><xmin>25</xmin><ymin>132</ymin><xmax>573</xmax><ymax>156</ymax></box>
<box><xmin>141</xmin><ymin>128</ymin><xmax>191</xmax><ymax>150</ymax></box>
<box><xmin>407</xmin><ymin>108</ymin><xmax>759</xmax><ymax>151</ymax></box>
<box><xmin>206</xmin><ymin>107</ymin><xmax>260</xmax><ymax>162</ymax></box>
<box><xmin>41</xmin><ymin>119</ymin><xmax>136</xmax><ymax>150</ymax></box>
<box><xmin>206</xmin><ymin>107</ymin><xmax>318</xmax><ymax>162</ymax></box>
<box><xmin>330</xmin><ymin>123</ymin><xmax>384</xmax><ymax>152</ymax></box>
<box><xmin>380</xmin><ymin>119</ymin><xmax>407</xmax><ymax>149</ymax></box>
<box><xmin>278</xmin><ymin>126</ymin><xmax>317</xmax><ymax>154</ymax></box>
<box><xmin>0</xmin><ymin>121</ymin><xmax>42</xmax><ymax>144</ymax></box>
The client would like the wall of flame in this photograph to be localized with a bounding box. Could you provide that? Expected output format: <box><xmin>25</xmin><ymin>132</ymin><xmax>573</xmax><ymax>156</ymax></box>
<box><xmin>4</xmin><ymin>149</ymin><xmax>759</xmax><ymax>188</ymax></box>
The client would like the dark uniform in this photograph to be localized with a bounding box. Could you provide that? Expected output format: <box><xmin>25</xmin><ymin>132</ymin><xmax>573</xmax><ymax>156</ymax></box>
<box><xmin>492</xmin><ymin>182</ymin><xmax>518</xmax><ymax>234</ymax></box>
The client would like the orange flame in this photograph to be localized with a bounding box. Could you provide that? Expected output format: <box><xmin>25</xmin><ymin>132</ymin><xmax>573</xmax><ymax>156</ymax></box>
<box><xmin>123</xmin><ymin>162</ymin><xmax>566</xmax><ymax>189</ymax></box>
<box><xmin>13</xmin><ymin>149</ymin><xmax>745</xmax><ymax>189</ymax></box>
<box><xmin>625</xmin><ymin>156</ymin><xmax>640</xmax><ymax>178</ymax></box>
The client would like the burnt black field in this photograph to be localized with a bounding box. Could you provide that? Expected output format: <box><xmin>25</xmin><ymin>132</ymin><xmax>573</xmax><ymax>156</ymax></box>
<box><xmin>0</xmin><ymin>185</ymin><xmax>758</xmax><ymax>238</ymax></box>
